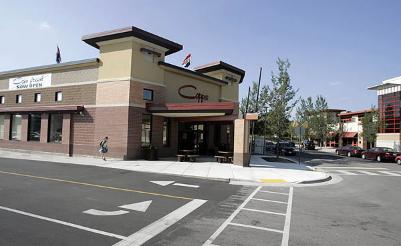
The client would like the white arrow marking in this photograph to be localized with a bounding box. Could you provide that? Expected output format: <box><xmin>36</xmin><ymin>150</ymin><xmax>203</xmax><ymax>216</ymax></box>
<box><xmin>173</xmin><ymin>183</ymin><xmax>199</xmax><ymax>188</ymax></box>
<box><xmin>119</xmin><ymin>200</ymin><xmax>152</xmax><ymax>212</ymax></box>
<box><xmin>150</xmin><ymin>181</ymin><xmax>175</xmax><ymax>186</ymax></box>
<box><xmin>83</xmin><ymin>209</ymin><xmax>129</xmax><ymax>216</ymax></box>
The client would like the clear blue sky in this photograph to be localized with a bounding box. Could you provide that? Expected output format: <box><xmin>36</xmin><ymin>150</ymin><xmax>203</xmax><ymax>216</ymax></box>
<box><xmin>1</xmin><ymin>0</ymin><xmax>400</xmax><ymax>111</ymax></box>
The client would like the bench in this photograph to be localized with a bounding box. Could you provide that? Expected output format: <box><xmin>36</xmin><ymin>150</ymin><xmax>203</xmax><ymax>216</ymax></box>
<box><xmin>228</xmin><ymin>156</ymin><xmax>233</xmax><ymax>163</ymax></box>
<box><xmin>187</xmin><ymin>154</ymin><xmax>199</xmax><ymax>162</ymax></box>
<box><xmin>214</xmin><ymin>155</ymin><xmax>227</xmax><ymax>163</ymax></box>
<box><xmin>176</xmin><ymin>154</ymin><xmax>186</xmax><ymax>162</ymax></box>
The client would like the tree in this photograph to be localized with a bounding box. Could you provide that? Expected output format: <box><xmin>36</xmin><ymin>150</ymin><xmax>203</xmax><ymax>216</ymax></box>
<box><xmin>296</xmin><ymin>95</ymin><xmax>336</xmax><ymax>146</ymax></box>
<box><xmin>266</xmin><ymin>58</ymin><xmax>298</xmax><ymax>140</ymax></box>
<box><xmin>362</xmin><ymin>109</ymin><xmax>379</xmax><ymax>149</ymax></box>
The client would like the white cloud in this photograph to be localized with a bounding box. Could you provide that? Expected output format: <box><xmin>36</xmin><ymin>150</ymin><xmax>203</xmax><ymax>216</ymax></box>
<box><xmin>39</xmin><ymin>21</ymin><xmax>51</xmax><ymax>30</ymax></box>
<box><xmin>329</xmin><ymin>81</ymin><xmax>342</xmax><ymax>86</ymax></box>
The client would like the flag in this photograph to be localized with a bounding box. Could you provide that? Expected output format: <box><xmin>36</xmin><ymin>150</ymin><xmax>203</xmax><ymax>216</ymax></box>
<box><xmin>182</xmin><ymin>53</ymin><xmax>191</xmax><ymax>68</ymax></box>
<box><xmin>56</xmin><ymin>46</ymin><xmax>61</xmax><ymax>64</ymax></box>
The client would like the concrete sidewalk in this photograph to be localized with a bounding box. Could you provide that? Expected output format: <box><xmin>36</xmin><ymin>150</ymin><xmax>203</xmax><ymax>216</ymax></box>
<box><xmin>0</xmin><ymin>148</ymin><xmax>329</xmax><ymax>184</ymax></box>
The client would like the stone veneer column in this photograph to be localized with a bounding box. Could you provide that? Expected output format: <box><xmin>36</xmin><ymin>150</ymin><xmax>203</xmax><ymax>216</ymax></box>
<box><xmin>40</xmin><ymin>113</ymin><xmax>49</xmax><ymax>143</ymax></box>
<box><xmin>3</xmin><ymin>114</ymin><xmax>11</xmax><ymax>141</ymax></box>
<box><xmin>233</xmin><ymin>119</ymin><xmax>250</xmax><ymax>166</ymax></box>
<box><xmin>21</xmin><ymin>114</ymin><xmax>28</xmax><ymax>142</ymax></box>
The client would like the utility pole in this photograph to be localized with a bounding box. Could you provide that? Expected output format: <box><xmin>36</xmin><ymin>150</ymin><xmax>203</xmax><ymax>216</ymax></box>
<box><xmin>251</xmin><ymin>67</ymin><xmax>262</xmax><ymax>154</ymax></box>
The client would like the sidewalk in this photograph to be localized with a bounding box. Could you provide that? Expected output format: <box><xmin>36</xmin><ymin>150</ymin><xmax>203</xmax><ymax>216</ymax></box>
<box><xmin>0</xmin><ymin>148</ymin><xmax>330</xmax><ymax>184</ymax></box>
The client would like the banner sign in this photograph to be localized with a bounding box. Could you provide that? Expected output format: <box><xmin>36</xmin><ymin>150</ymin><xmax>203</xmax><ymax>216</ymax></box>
<box><xmin>9</xmin><ymin>73</ymin><xmax>52</xmax><ymax>90</ymax></box>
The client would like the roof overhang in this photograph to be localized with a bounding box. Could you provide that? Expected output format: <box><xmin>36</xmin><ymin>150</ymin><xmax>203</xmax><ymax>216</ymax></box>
<box><xmin>0</xmin><ymin>105</ymin><xmax>84</xmax><ymax>113</ymax></box>
<box><xmin>158</xmin><ymin>62</ymin><xmax>228</xmax><ymax>85</ymax></box>
<box><xmin>147</xmin><ymin>102</ymin><xmax>235</xmax><ymax>118</ymax></box>
<box><xmin>367</xmin><ymin>83</ymin><xmax>399</xmax><ymax>90</ymax></box>
<box><xmin>82</xmin><ymin>26</ymin><xmax>183</xmax><ymax>55</ymax></box>
<box><xmin>194</xmin><ymin>61</ymin><xmax>246</xmax><ymax>83</ymax></box>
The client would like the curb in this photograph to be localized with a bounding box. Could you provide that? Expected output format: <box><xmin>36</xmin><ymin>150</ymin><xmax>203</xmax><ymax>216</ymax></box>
<box><xmin>297</xmin><ymin>175</ymin><xmax>332</xmax><ymax>184</ymax></box>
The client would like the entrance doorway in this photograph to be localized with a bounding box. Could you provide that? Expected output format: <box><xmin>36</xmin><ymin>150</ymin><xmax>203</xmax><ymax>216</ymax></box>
<box><xmin>178</xmin><ymin>123</ymin><xmax>207</xmax><ymax>154</ymax></box>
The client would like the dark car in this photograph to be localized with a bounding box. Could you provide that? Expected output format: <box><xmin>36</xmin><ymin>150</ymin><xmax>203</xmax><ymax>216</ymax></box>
<box><xmin>303</xmin><ymin>140</ymin><xmax>315</xmax><ymax>150</ymax></box>
<box><xmin>336</xmin><ymin>145</ymin><xmax>364</xmax><ymax>157</ymax></box>
<box><xmin>394</xmin><ymin>155</ymin><xmax>401</xmax><ymax>165</ymax></box>
<box><xmin>361</xmin><ymin>147</ymin><xmax>400</xmax><ymax>162</ymax></box>
<box><xmin>275</xmin><ymin>142</ymin><xmax>296</xmax><ymax>156</ymax></box>
<box><xmin>265</xmin><ymin>141</ymin><xmax>276</xmax><ymax>151</ymax></box>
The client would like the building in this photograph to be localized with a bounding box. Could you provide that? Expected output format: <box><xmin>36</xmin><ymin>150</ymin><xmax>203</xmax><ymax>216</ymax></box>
<box><xmin>368</xmin><ymin>76</ymin><xmax>401</xmax><ymax>150</ymax></box>
<box><xmin>338</xmin><ymin>109</ymin><xmax>374</xmax><ymax>148</ymax></box>
<box><xmin>0</xmin><ymin>26</ymin><xmax>246</xmax><ymax>160</ymax></box>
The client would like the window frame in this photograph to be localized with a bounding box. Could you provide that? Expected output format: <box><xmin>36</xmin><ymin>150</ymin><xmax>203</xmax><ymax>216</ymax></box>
<box><xmin>47</xmin><ymin>113</ymin><xmax>63</xmax><ymax>143</ymax></box>
<box><xmin>141</xmin><ymin>114</ymin><xmax>152</xmax><ymax>146</ymax></box>
<box><xmin>0</xmin><ymin>96</ymin><xmax>4</xmax><ymax>104</ymax></box>
<box><xmin>9</xmin><ymin>114</ymin><xmax>22</xmax><ymax>141</ymax></box>
<box><xmin>143</xmin><ymin>89</ymin><xmax>154</xmax><ymax>101</ymax></box>
<box><xmin>34</xmin><ymin>93</ymin><xmax>41</xmax><ymax>103</ymax></box>
<box><xmin>162</xmin><ymin>118</ymin><xmax>170</xmax><ymax>147</ymax></box>
<box><xmin>55</xmin><ymin>91</ymin><xmax>63</xmax><ymax>102</ymax></box>
<box><xmin>16</xmin><ymin>95</ymin><xmax>22</xmax><ymax>104</ymax></box>
<box><xmin>27</xmin><ymin>113</ymin><xmax>41</xmax><ymax>142</ymax></box>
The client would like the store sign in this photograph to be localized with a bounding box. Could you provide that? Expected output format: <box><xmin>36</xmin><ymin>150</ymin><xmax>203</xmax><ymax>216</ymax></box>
<box><xmin>9</xmin><ymin>73</ymin><xmax>52</xmax><ymax>90</ymax></box>
<box><xmin>178</xmin><ymin>85</ymin><xmax>208</xmax><ymax>102</ymax></box>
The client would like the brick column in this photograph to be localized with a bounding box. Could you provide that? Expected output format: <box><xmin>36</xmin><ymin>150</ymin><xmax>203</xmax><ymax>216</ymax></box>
<box><xmin>21</xmin><ymin>114</ymin><xmax>28</xmax><ymax>142</ymax></box>
<box><xmin>62</xmin><ymin>113</ymin><xmax>71</xmax><ymax>145</ymax></box>
<box><xmin>3</xmin><ymin>114</ymin><xmax>10</xmax><ymax>141</ymax></box>
<box><xmin>40</xmin><ymin>113</ymin><xmax>49</xmax><ymax>143</ymax></box>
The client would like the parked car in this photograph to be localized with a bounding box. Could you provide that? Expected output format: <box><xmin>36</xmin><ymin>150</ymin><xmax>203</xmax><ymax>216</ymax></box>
<box><xmin>275</xmin><ymin>142</ymin><xmax>296</xmax><ymax>156</ymax></box>
<box><xmin>303</xmin><ymin>140</ymin><xmax>315</xmax><ymax>150</ymax></box>
<box><xmin>361</xmin><ymin>147</ymin><xmax>399</xmax><ymax>162</ymax></box>
<box><xmin>394</xmin><ymin>155</ymin><xmax>401</xmax><ymax>165</ymax></box>
<box><xmin>336</xmin><ymin>145</ymin><xmax>364</xmax><ymax>157</ymax></box>
<box><xmin>265</xmin><ymin>141</ymin><xmax>276</xmax><ymax>151</ymax></box>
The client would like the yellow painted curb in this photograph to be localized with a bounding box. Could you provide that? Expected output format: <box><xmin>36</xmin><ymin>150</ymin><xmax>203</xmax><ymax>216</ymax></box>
<box><xmin>259</xmin><ymin>179</ymin><xmax>287</xmax><ymax>183</ymax></box>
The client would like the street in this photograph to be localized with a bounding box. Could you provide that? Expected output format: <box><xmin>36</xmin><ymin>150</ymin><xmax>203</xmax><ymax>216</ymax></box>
<box><xmin>1</xmin><ymin>152</ymin><xmax>401</xmax><ymax>245</ymax></box>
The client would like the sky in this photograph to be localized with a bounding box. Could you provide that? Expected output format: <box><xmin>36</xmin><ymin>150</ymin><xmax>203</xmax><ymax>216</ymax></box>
<box><xmin>1</xmin><ymin>0</ymin><xmax>400</xmax><ymax>112</ymax></box>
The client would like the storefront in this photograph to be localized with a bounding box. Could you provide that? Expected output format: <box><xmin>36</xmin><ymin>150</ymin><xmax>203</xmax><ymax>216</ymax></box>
<box><xmin>0</xmin><ymin>26</ymin><xmax>245</xmax><ymax>160</ymax></box>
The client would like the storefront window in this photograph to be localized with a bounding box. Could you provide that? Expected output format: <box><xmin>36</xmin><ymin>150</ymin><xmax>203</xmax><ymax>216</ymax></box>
<box><xmin>48</xmin><ymin>114</ymin><xmax>63</xmax><ymax>143</ymax></box>
<box><xmin>0</xmin><ymin>115</ymin><xmax>4</xmax><ymax>139</ymax></box>
<box><xmin>28</xmin><ymin>113</ymin><xmax>41</xmax><ymax>141</ymax></box>
<box><xmin>141</xmin><ymin>114</ymin><xmax>152</xmax><ymax>146</ymax></box>
<box><xmin>10</xmin><ymin>114</ymin><xmax>22</xmax><ymax>140</ymax></box>
<box><xmin>163</xmin><ymin>118</ymin><xmax>170</xmax><ymax>146</ymax></box>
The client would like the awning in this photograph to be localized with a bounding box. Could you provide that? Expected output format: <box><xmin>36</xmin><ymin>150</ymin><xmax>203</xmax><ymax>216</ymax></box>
<box><xmin>341</xmin><ymin>132</ymin><xmax>358</xmax><ymax>138</ymax></box>
<box><xmin>146</xmin><ymin>102</ymin><xmax>235</xmax><ymax>118</ymax></box>
<box><xmin>0</xmin><ymin>105</ymin><xmax>84</xmax><ymax>113</ymax></box>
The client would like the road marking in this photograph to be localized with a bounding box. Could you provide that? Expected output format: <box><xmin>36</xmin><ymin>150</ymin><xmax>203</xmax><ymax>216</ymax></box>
<box><xmin>316</xmin><ymin>167</ymin><xmax>388</xmax><ymax>170</ymax></box>
<box><xmin>150</xmin><ymin>181</ymin><xmax>174</xmax><ymax>186</ymax></box>
<box><xmin>357</xmin><ymin>170</ymin><xmax>380</xmax><ymax>175</ymax></box>
<box><xmin>259</xmin><ymin>190</ymin><xmax>288</xmax><ymax>195</ymax></box>
<box><xmin>202</xmin><ymin>186</ymin><xmax>262</xmax><ymax>246</ymax></box>
<box><xmin>0</xmin><ymin>205</ymin><xmax>127</xmax><ymax>240</ymax></box>
<box><xmin>113</xmin><ymin>199</ymin><xmax>207</xmax><ymax>246</ymax></box>
<box><xmin>281</xmin><ymin>186</ymin><xmax>294</xmax><ymax>246</ymax></box>
<box><xmin>83</xmin><ymin>209</ymin><xmax>129</xmax><ymax>216</ymax></box>
<box><xmin>242</xmin><ymin>208</ymin><xmax>286</xmax><ymax>216</ymax></box>
<box><xmin>0</xmin><ymin>170</ymin><xmax>192</xmax><ymax>200</ymax></box>
<box><xmin>173</xmin><ymin>183</ymin><xmax>199</xmax><ymax>188</ymax></box>
<box><xmin>229</xmin><ymin>222</ymin><xmax>283</xmax><ymax>234</ymax></box>
<box><xmin>333</xmin><ymin>170</ymin><xmax>358</xmax><ymax>175</ymax></box>
<box><xmin>378</xmin><ymin>171</ymin><xmax>401</xmax><ymax>176</ymax></box>
<box><xmin>119</xmin><ymin>201</ymin><xmax>152</xmax><ymax>212</ymax></box>
<box><xmin>252</xmin><ymin>198</ymin><xmax>288</xmax><ymax>204</ymax></box>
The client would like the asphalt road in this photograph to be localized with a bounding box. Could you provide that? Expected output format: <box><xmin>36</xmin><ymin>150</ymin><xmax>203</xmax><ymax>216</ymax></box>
<box><xmin>1</xmin><ymin>152</ymin><xmax>401</xmax><ymax>246</ymax></box>
<box><xmin>0</xmin><ymin>157</ymin><xmax>253</xmax><ymax>246</ymax></box>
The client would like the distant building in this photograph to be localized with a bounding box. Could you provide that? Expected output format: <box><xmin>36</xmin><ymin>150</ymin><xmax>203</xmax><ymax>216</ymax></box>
<box><xmin>338</xmin><ymin>109</ymin><xmax>374</xmax><ymax>148</ymax></box>
<box><xmin>368</xmin><ymin>76</ymin><xmax>401</xmax><ymax>150</ymax></box>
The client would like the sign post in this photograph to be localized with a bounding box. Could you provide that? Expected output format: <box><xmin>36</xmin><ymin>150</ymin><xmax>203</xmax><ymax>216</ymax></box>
<box><xmin>294</xmin><ymin>125</ymin><xmax>305</xmax><ymax>165</ymax></box>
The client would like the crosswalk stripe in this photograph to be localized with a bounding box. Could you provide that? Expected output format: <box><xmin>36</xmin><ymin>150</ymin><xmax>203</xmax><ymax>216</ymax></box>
<box><xmin>378</xmin><ymin>171</ymin><xmax>401</xmax><ymax>176</ymax></box>
<box><xmin>333</xmin><ymin>170</ymin><xmax>358</xmax><ymax>175</ymax></box>
<box><xmin>357</xmin><ymin>170</ymin><xmax>380</xmax><ymax>175</ymax></box>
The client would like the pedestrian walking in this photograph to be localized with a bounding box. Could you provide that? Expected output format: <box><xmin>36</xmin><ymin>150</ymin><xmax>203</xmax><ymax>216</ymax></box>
<box><xmin>99</xmin><ymin>136</ymin><xmax>109</xmax><ymax>161</ymax></box>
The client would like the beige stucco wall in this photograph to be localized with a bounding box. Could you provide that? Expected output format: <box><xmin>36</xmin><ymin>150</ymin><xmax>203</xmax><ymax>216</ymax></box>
<box><xmin>377</xmin><ymin>133</ymin><xmax>401</xmax><ymax>150</ymax></box>
<box><xmin>131</xmin><ymin>42</ymin><xmax>165</xmax><ymax>84</ymax></box>
<box><xmin>98</xmin><ymin>41</ymin><xmax>133</xmax><ymax>80</ymax></box>
<box><xmin>164</xmin><ymin>70</ymin><xmax>221</xmax><ymax>103</ymax></box>
<box><xmin>204</xmin><ymin>70</ymin><xmax>239</xmax><ymax>102</ymax></box>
